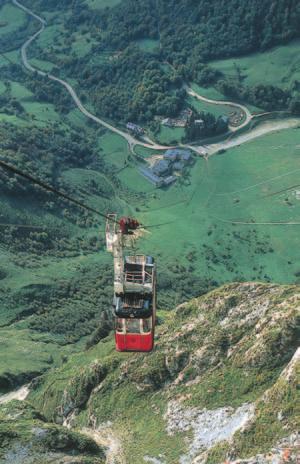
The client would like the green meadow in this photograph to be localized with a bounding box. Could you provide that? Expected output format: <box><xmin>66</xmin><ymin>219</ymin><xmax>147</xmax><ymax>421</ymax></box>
<box><xmin>209</xmin><ymin>40</ymin><xmax>300</xmax><ymax>92</ymax></box>
<box><xmin>1</xmin><ymin>0</ymin><xmax>300</xmax><ymax>389</ymax></box>
<box><xmin>187</xmin><ymin>95</ymin><xmax>233</xmax><ymax>118</ymax></box>
<box><xmin>153</xmin><ymin>125</ymin><xmax>185</xmax><ymax>144</ymax></box>
<box><xmin>136</xmin><ymin>38</ymin><xmax>160</xmax><ymax>52</ymax></box>
<box><xmin>0</xmin><ymin>3</ymin><xmax>26</xmax><ymax>37</ymax></box>
<box><xmin>0</xmin><ymin>77</ymin><xmax>64</xmax><ymax>128</ymax></box>
<box><xmin>85</xmin><ymin>0</ymin><xmax>122</xmax><ymax>9</ymax></box>
<box><xmin>190</xmin><ymin>83</ymin><xmax>227</xmax><ymax>101</ymax></box>
<box><xmin>108</xmin><ymin>127</ymin><xmax>300</xmax><ymax>285</ymax></box>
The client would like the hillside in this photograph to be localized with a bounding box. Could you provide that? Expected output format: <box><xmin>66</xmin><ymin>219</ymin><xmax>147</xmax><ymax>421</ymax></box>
<box><xmin>0</xmin><ymin>400</ymin><xmax>106</xmax><ymax>463</ymax></box>
<box><xmin>0</xmin><ymin>2</ymin><xmax>300</xmax><ymax>462</ymax></box>
<box><xmin>6</xmin><ymin>0</ymin><xmax>299</xmax><ymax>130</ymax></box>
<box><xmin>1</xmin><ymin>282</ymin><xmax>296</xmax><ymax>464</ymax></box>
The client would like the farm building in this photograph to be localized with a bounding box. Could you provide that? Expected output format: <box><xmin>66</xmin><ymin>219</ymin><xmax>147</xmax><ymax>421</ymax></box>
<box><xmin>152</xmin><ymin>159</ymin><xmax>171</xmax><ymax>177</ymax></box>
<box><xmin>195</xmin><ymin>119</ymin><xmax>205</xmax><ymax>128</ymax></box>
<box><xmin>163</xmin><ymin>175</ymin><xmax>177</xmax><ymax>186</ymax></box>
<box><xmin>173</xmin><ymin>161</ymin><xmax>185</xmax><ymax>171</ymax></box>
<box><xmin>180</xmin><ymin>150</ymin><xmax>192</xmax><ymax>162</ymax></box>
<box><xmin>163</xmin><ymin>150</ymin><xmax>178</xmax><ymax>161</ymax></box>
<box><xmin>162</xmin><ymin>118</ymin><xmax>172</xmax><ymax>127</ymax></box>
<box><xmin>164</xmin><ymin>148</ymin><xmax>192</xmax><ymax>163</ymax></box>
<box><xmin>126</xmin><ymin>122</ymin><xmax>144</xmax><ymax>135</ymax></box>
<box><xmin>138</xmin><ymin>148</ymin><xmax>193</xmax><ymax>188</ymax></box>
<box><xmin>139</xmin><ymin>167</ymin><xmax>164</xmax><ymax>187</ymax></box>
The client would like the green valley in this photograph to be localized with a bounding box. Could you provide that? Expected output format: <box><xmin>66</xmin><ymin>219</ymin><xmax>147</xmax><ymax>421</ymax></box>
<box><xmin>0</xmin><ymin>0</ymin><xmax>299</xmax><ymax>462</ymax></box>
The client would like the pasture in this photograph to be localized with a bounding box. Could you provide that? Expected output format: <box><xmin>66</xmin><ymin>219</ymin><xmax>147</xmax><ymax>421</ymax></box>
<box><xmin>209</xmin><ymin>40</ymin><xmax>300</xmax><ymax>92</ymax></box>
<box><xmin>85</xmin><ymin>0</ymin><xmax>121</xmax><ymax>9</ymax></box>
<box><xmin>110</xmin><ymin>127</ymin><xmax>300</xmax><ymax>286</ymax></box>
<box><xmin>0</xmin><ymin>3</ymin><xmax>26</xmax><ymax>37</ymax></box>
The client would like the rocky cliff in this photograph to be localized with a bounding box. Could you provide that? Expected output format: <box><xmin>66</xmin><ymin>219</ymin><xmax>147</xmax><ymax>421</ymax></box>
<box><xmin>1</xmin><ymin>282</ymin><xmax>299</xmax><ymax>463</ymax></box>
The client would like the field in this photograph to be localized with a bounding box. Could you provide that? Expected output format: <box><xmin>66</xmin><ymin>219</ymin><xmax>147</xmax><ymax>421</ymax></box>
<box><xmin>136</xmin><ymin>38</ymin><xmax>160</xmax><ymax>52</ymax></box>
<box><xmin>0</xmin><ymin>3</ymin><xmax>26</xmax><ymax>37</ymax></box>
<box><xmin>187</xmin><ymin>95</ymin><xmax>233</xmax><ymax>118</ymax></box>
<box><xmin>190</xmin><ymin>83</ymin><xmax>227</xmax><ymax>101</ymax></box>
<box><xmin>153</xmin><ymin>125</ymin><xmax>185</xmax><ymax>144</ymax></box>
<box><xmin>1</xmin><ymin>0</ymin><xmax>300</xmax><ymax>392</ymax></box>
<box><xmin>209</xmin><ymin>40</ymin><xmax>300</xmax><ymax>92</ymax></box>
<box><xmin>109</xmin><ymin>127</ymin><xmax>300</xmax><ymax>286</ymax></box>
<box><xmin>85</xmin><ymin>0</ymin><xmax>121</xmax><ymax>9</ymax></box>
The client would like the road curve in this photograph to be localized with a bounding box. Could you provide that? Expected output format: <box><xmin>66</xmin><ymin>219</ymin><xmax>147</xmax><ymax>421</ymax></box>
<box><xmin>12</xmin><ymin>0</ymin><xmax>300</xmax><ymax>159</ymax></box>
<box><xmin>184</xmin><ymin>84</ymin><xmax>252</xmax><ymax>131</ymax></box>
<box><xmin>205</xmin><ymin>118</ymin><xmax>300</xmax><ymax>155</ymax></box>
<box><xmin>12</xmin><ymin>0</ymin><xmax>171</xmax><ymax>152</ymax></box>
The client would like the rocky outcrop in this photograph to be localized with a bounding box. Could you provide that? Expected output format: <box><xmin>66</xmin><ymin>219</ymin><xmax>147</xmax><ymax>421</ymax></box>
<box><xmin>9</xmin><ymin>283</ymin><xmax>300</xmax><ymax>464</ymax></box>
<box><xmin>0</xmin><ymin>400</ymin><xmax>105</xmax><ymax>463</ymax></box>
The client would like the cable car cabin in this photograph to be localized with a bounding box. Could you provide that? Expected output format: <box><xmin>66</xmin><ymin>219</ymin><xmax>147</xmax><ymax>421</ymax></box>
<box><xmin>115</xmin><ymin>255</ymin><xmax>155</xmax><ymax>296</ymax></box>
<box><xmin>115</xmin><ymin>317</ymin><xmax>154</xmax><ymax>352</ymax></box>
<box><xmin>113</xmin><ymin>294</ymin><xmax>153</xmax><ymax>319</ymax></box>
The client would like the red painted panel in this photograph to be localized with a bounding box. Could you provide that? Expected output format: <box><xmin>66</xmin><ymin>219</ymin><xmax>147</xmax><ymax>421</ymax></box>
<box><xmin>115</xmin><ymin>332</ymin><xmax>153</xmax><ymax>352</ymax></box>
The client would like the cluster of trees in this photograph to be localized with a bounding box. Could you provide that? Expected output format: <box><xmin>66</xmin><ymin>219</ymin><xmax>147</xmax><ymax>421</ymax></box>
<box><xmin>0</xmin><ymin>90</ymin><xmax>25</xmax><ymax>117</ymax></box>
<box><xmin>26</xmin><ymin>75</ymin><xmax>75</xmax><ymax>114</ymax></box>
<box><xmin>0</xmin><ymin>123</ymin><xmax>103</xmax><ymax>194</ymax></box>
<box><xmin>215</xmin><ymin>79</ymin><xmax>300</xmax><ymax>114</ymax></box>
<box><xmin>66</xmin><ymin>47</ymin><xmax>185</xmax><ymax>123</ymax></box>
<box><xmin>28</xmin><ymin>264</ymin><xmax>113</xmax><ymax>343</ymax></box>
<box><xmin>0</xmin><ymin>18</ymin><xmax>32</xmax><ymax>54</ymax></box>
<box><xmin>0</xmin><ymin>121</ymin><xmax>122</xmax><ymax>251</ymax></box>
<box><xmin>157</xmin><ymin>257</ymin><xmax>217</xmax><ymax>309</ymax></box>
<box><xmin>183</xmin><ymin>110</ymin><xmax>228</xmax><ymax>142</ymax></box>
<box><xmin>159</xmin><ymin>0</ymin><xmax>300</xmax><ymax>64</ymax></box>
<box><xmin>23</xmin><ymin>0</ymin><xmax>300</xmax><ymax>122</ymax></box>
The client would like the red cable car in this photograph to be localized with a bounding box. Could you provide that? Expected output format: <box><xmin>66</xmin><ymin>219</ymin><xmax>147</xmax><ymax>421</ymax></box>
<box><xmin>115</xmin><ymin>317</ymin><xmax>154</xmax><ymax>352</ymax></box>
<box><xmin>114</xmin><ymin>255</ymin><xmax>156</xmax><ymax>352</ymax></box>
<box><xmin>106</xmin><ymin>215</ymin><xmax>156</xmax><ymax>352</ymax></box>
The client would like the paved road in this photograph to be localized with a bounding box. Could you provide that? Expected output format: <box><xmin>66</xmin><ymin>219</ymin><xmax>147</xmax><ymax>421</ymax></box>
<box><xmin>205</xmin><ymin>118</ymin><xmax>300</xmax><ymax>155</ymax></box>
<box><xmin>12</xmin><ymin>0</ymin><xmax>300</xmax><ymax>159</ymax></box>
<box><xmin>184</xmin><ymin>84</ymin><xmax>252</xmax><ymax>132</ymax></box>
<box><xmin>13</xmin><ymin>0</ymin><xmax>170</xmax><ymax>152</ymax></box>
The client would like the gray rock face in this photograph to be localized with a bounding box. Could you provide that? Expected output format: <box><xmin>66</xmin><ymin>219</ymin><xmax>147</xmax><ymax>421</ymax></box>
<box><xmin>164</xmin><ymin>400</ymin><xmax>255</xmax><ymax>463</ymax></box>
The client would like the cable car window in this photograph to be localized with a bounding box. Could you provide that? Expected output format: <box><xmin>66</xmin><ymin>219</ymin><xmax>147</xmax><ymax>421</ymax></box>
<box><xmin>125</xmin><ymin>319</ymin><xmax>141</xmax><ymax>334</ymax></box>
<box><xmin>142</xmin><ymin>317</ymin><xmax>152</xmax><ymax>333</ymax></box>
<box><xmin>116</xmin><ymin>319</ymin><xmax>125</xmax><ymax>333</ymax></box>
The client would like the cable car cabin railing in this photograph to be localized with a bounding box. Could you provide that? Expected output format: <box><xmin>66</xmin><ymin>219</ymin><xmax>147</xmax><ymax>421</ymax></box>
<box><xmin>124</xmin><ymin>270</ymin><xmax>153</xmax><ymax>284</ymax></box>
<box><xmin>125</xmin><ymin>271</ymin><xmax>143</xmax><ymax>283</ymax></box>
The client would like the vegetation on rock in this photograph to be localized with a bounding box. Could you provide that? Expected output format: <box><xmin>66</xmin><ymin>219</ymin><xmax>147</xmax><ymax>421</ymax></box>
<box><xmin>27</xmin><ymin>283</ymin><xmax>300</xmax><ymax>463</ymax></box>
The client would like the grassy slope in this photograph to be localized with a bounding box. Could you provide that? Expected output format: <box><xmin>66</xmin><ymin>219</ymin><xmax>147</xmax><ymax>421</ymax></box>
<box><xmin>131</xmin><ymin>127</ymin><xmax>300</xmax><ymax>285</ymax></box>
<box><xmin>1</xmin><ymin>0</ymin><xmax>300</xmax><ymax>393</ymax></box>
<box><xmin>28</xmin><ymin>282</ymin><xmax>300</xmax><ymax>464</ymax></box>
<box><xmin>2</xmin><ymin>60</ymin><xmax>300</xmax><ymax>384</ymax></box>
<box><xmin>0</xmin><ymin>1</ymin><xmax>123</xmax><ymax>384</ymax></box>
<box><xmin>0</xmin><ymin>400</ymin><xmax>105</xmax><ymax>463</ymax></box>
<box><xmin>0</xmin><ymin>3</ymin><xmax>26</xmax><ymax>36</ymax></box>
<box><xmin>209</xmin><ymin>40</ymin><xmax>300</xmax><ymax>92</ymax></box>
<box><xmin>85</xmin><ymin>0</ymin><xmax>121</xmax><ymax>9</ymax></box>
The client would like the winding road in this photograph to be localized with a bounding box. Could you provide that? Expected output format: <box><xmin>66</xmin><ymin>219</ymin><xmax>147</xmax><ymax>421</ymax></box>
<box><xmin>11</xmin><ymin>0</ymin><xmax>300</xmax><ymax>158</ymax></box>
<box><xmin>12</xmin><ymin>0</ymin><xmax>170</xmax><ymax>152</ymax></box>
<box><xmin>205</xmin><ymin>117</ymin><xmax>300</xmax><ymax>155</ymax></box>
<box><xmin>184</xmin><ymin>84</ymin><xmax>252</xmax><ymax>131</ymax></box>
